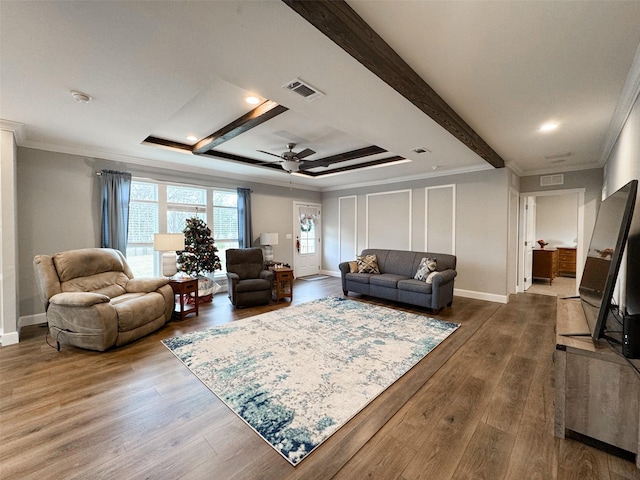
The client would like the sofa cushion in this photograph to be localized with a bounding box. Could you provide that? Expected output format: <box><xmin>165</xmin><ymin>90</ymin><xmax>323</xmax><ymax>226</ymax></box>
<box><xmin>398</xmin><ymin>278</ymin><xmax>433</xmax><ymax>294</ymax></box>
<box><xmin>370</xmin><ymin>274</ymin><xmax>406</xmax><ymax>289</ymax></box>
<box><xmin>112</xmin><ymin>292</ymin><xmax>166</xmax><ymax>332</ymax></box>
<box><xmin>235</xmin><ymin>278</ymin><xmax>272</xmax><ymax>292</ymax></box>
<box><xmin>61</xmin><ymin>271</ymin><xmax>129</xmax><ymax>296</ymax></box>
<box><xmin>345</xmin><ymin>272</ymin><xmax>374</xmax><ymax>284</ymax></box>
<box><xmin>414</xmin><ymin>257</ymin><xmax>437</xmax><ymax>281</ymax></box>
<box><xmin>357</xmin><ymin>254</ymin><xmax>380</xmax><ymax>273</ymax></box>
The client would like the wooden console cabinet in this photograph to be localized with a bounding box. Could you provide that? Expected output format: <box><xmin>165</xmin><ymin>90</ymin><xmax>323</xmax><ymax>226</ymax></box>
<box><xmin>532</xmin><ymin>248</ymin><xmax>558</xmax><ymax>284</ymax></box>
<box><xmin>555</xmin><ymin>298</ymin><xmax>640</xmax><ymax>467</ymax></box>
<box><xmin>557</xmin><ymin>247</ymin><xmax>577</xmax><ymax>277</ymax></box>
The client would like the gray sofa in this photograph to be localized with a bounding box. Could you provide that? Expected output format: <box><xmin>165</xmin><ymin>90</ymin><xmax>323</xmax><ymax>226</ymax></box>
<box><xmin>339</xmin><ymin>248</ymin><xmax>457</xmax><ymax>313</ymax></box>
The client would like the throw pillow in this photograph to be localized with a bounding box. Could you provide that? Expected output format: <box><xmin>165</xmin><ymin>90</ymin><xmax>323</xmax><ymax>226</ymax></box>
<box><xmin>357</xmin><ymin>254</ymin><xmax>380</xmax><ymax>274</ymax></box>
<box><xmin>414</xmin><ymin>257</ymin><xmax>437</xmax><ymax>281</ymax></box>
<box><xmin>426</xmin><ymin>271</ymin><xmax>439</xmax><ymax>284</ymax></box>
<box><xmin>348</xmin><ymin>261</ymin><xmax>358</xmax><ymax>273</ymax></box>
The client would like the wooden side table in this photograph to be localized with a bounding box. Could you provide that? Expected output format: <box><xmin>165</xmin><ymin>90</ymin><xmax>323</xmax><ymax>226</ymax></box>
<box><xmin>169</xmin><ymin>278</ymin><xmax>198</xmax><ymax>320</ymax></box>
<box><xmin>270</xmin><ymin>266</ymin><xmax>294</xmax><ymax>302</ymax></box>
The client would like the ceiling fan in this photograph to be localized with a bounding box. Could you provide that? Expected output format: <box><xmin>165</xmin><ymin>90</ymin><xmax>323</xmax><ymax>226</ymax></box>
<box><xmin>257</xmin><ymin>143</ymin><xmax>316</xmax><ymax>172</ymax></box>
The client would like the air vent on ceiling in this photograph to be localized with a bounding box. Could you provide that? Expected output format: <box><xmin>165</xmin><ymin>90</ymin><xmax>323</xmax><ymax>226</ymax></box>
<box><xmin>283</xmin><ymin>78</ymin><xmax>324</xmax><ymax>102</ymax></box>
<box><xmin>540</xmin><ymin>174</ymin><xmax>564</xmax><ymax>187</ymax></box>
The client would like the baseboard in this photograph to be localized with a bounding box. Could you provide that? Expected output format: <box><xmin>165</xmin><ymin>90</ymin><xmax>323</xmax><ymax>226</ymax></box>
<box><xmin>454</xmin><ymin>289</ymin><xmax>508</xmax><ymax>304</ymax></box>
<box><xmin>321</xmin><ymin>270</ymin><xmax>341</xmax><ymax>278</ymax></box>
<box><xmin>18</xmin><ymin>312</ymin><xmax>47</xmax><ymax>330</ymax></box>
<box><xmin>319</xmin><ymin>272</ymin><xmax>507</xmax><ymax>304</ymax></box>
<box><xmin>0</xmin><ymin>331</ymin><xmax>20</xmax><ymax>346</ymax></box>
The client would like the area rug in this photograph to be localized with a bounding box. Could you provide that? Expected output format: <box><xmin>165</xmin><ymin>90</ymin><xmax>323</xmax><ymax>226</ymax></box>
<box><xmin>162</xmin><ymin>296</ymin><xmax>459</xmax><ymax>465</ymax></box>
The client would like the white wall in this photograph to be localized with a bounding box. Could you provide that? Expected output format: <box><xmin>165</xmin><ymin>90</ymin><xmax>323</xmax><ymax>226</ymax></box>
<box><xmin>605</xmin><ymin>92</ymin><xmax>640</xmax><ymax>315</ymax></box>
<box><xmin>16</xmin><ymin>147</ymin><xmax>321</xmax><ymax>323</ymax></box>
<box><xmin>0</xmin><ymin>129</ymin><xmax>19</xmax><ymax>345</ymax></box>
<box><xmin>323</xmin><ymin>168</ymin><xmax>511</xmax><ymax>302</ymax></box>
<box><xmin>536</xmin><ymin>193</ymin><xmax>579</xmax><ymax>248</ymax></box>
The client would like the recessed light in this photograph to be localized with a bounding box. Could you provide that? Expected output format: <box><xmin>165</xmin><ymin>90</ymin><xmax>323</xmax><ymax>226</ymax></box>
<box><xmin>186</xmin><ymin>135</ymin><xmax>198</xmax><ymax>142</ymax></box>
<box><xmin>245</xmin><ymin>96</ymin><xmax>260</xmax><ymax>105</ymax></box>
<box><xmin>539</xmin><ymin>122</ymin><xmax>558</xmax><ymax>132</ymax></box>
<box><xmin>70</xmin><ymin>90</ymin><xmax>92</xmax><ymax>104</ymax></box>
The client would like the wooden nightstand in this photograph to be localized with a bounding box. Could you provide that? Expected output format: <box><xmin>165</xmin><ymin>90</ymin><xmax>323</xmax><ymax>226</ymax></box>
<box><xmin>270</xmin><ymin>266</ymin><xmax>294</xmax><ymax>302</ymax></box>
<box><xmin>169</xmin><ymin>278</ymin><xmax>198</xmax><ymax>320</ymax></box>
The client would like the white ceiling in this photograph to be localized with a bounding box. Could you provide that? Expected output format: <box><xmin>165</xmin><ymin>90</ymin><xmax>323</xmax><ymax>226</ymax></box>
<box><xmin>2</xmin><ymin>1</ymin><xmax>640</xmax><ymax>191</ymax></box>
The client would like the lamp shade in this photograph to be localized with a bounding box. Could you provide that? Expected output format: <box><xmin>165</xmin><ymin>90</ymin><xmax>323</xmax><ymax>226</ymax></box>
<box><xmin>153</xmin><ymin>233</ymin><xmax>185</xmax><ymax>251</ymax></box>
<box><xmin>260</xmin><ymin>232</ymin><xmax>279</xmax><ymax>246</ymax></box>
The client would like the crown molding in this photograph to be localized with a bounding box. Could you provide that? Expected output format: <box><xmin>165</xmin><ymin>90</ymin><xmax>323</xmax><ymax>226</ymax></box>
<box><xmin>601</xmin><ymin>42</ymin><xmax>640</xmax><ymax>164</ymax></box>
<box><xmin>321</xmin><ymin>163</ymin><xmax>493</xmax><ymax>192</ymax></box>
<box><xmin>16</xmin><ymin>140</ymin><xmax>323</xmax><ymax>193</ymax></box>
<box><xmin>0</xmin><ymin>119</ymin><xmax>26</xmax><ymax>144</ymax></box>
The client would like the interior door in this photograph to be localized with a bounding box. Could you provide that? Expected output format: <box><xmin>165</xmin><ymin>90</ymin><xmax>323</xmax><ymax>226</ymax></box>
<box><xmin>522</xmin><ymin>196</ymin><xmax>537</xmax><ymax>290</ymax></box>
<box><xmin>293</xmin><ymin>203</ymin><xmax>321</xmax><ymax>278</ymax></box>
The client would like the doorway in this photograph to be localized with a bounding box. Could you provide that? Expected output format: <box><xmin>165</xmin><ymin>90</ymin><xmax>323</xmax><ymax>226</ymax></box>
<box><xmin>293</xmin><ymin>202</ymin><xmax>322</xmax><ymax>278</ymax></box>
<box><xmin>518</xmin><ymin>188</ymin><xmax>585</xmax><ymax>297</ymax></box>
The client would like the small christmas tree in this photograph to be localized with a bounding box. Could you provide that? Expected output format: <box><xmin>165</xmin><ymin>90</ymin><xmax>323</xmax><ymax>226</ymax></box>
<box><xmin>177</xmin><ymin>217</ymin><xmax>222</xmax><ymax>277</ymax></box>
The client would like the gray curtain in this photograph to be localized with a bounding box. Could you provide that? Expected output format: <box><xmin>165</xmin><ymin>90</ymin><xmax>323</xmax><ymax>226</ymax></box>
<box><xmin>100</xmin><ymin>169</ymin><xmax>132</xmax><ymax>253</ymax></box>
<box><xmin>237</xmin><ymin>187</ymin><xmax>253</xmax><ymax>248</ymax></box>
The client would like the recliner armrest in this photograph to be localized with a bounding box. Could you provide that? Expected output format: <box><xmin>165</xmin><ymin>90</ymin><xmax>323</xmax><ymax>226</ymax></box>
<box><xmin>49</xmin><ymin>292</ymin><xmax>110</xmax><ymax>307</ymax></box>
<box><xmin>259</xmin><ymin>270</ymin><xmax>274</xmax><ymax>281</ymax></box>
<box><xmin>126</xmin><ymin>277</ymin><xmax>170</xmax><ymax>293</ymax></box>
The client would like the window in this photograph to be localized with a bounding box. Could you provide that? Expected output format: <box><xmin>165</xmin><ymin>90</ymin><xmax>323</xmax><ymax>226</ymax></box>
<box><xmin>126</xmin><ymin>180</ymin><xmax>238</xmax><ymax>278</ymax></box>
<box><xmin>127</xmin><ymin>182</ymin><xmax>158</xmax><ymax>277</ymax></box>
<box><xmin>212</xmin><ymin>190</ymin><xmax>239</xmax><ymax>269</ymax></box>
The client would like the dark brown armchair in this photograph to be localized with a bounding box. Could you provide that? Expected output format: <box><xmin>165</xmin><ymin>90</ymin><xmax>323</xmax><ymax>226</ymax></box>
<box><xmin>225</xmin><ymin>248</ymin><xmax>274</xmax><ymax>307</ymax></box>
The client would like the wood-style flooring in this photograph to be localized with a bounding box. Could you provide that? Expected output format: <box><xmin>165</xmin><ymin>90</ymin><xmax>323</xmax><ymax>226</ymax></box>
<box><xmin>2</xmin><ymin>277</ymin><xmax>639</xmax><ymax>480</ymax></box>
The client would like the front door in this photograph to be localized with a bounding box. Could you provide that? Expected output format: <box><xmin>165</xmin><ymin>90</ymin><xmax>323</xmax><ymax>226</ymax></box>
<box><xmin>293</xmin><ymin>203</ymin><xmax>321</xmax><ymax>278</ymax></box>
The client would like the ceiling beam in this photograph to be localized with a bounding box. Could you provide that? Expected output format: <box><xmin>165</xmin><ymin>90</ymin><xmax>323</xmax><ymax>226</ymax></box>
<box><xmin>283</xmin><ymin>0</ymin><xmax>505</xmax><ymax>169</ymax></box>
<box><xmin>300</xmin><ymin>145</ymin><xmax>386</xmax><ymax>170</ymax></box>
<box><xmin>301</xmin><ymin>156</ymin><xmax>406</xmax><ymax>177</ymax></box>
<box><xmin>192</xmin><ymin>101</ymin><xmax>289</xmax><ymax>153</ymax></box>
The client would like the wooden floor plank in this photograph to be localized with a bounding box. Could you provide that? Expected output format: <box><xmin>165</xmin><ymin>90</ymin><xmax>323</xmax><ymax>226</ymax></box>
<box><xmin>1</xmin><ymin>280</ymin><xmax>636</xmax><ymax>479</ymax></box>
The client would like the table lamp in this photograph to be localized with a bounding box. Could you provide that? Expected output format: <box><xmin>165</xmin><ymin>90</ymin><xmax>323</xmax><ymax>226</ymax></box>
<box><xmin>260</xmin><ymin>232</ymin><xmax>279</xmax><ymax>263</ymax></box>
<box><xmin>154</xmin><ymin>233</ymin><xmax>185</xmax><ymax>277</ymax></box>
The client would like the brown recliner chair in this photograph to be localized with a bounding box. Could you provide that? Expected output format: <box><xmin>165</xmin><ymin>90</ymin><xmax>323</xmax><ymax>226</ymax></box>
<box><xmin>33</xmin><ymin>248</ymin><xmax>174</xmax><ymax>351</ymax></box>
<box><xmin>225</xmin><ymin>248</ymin><xmax>274</xmax><ymax>307</ymax></box>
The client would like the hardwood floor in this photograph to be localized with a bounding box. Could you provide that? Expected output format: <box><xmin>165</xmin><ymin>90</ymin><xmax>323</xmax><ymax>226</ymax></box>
<box><xmin>2</xmin><ymin>277</ymin><xmax>639</xmax><ymax>480</ymax></box>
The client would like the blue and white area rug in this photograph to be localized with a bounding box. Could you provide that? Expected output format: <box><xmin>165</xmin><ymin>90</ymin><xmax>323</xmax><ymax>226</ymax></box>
<box><xmin>162</xmin><ymin>296</ymin><xmax>459</xmax><ymax>465</ymax></box>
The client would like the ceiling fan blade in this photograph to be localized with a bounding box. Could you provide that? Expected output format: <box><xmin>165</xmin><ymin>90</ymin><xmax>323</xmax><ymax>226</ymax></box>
<box><xmin>296</xmin><ymin>148</ymin><xmax>316</xmax><ymax>159</ymax></box>
<box><xmin>256</xmin><ymin>149</ymin><xmax>283</xmax><ymax>159</ymax></box>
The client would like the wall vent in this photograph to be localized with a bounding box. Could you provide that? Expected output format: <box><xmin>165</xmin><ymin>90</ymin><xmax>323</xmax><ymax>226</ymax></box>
<box><xmin>540</xmin><ymin>174</ymin><xmax>564</xmax><ymax>187</ymax></box>
<box><xmin>283</xmin><ymin>78</ymin><xmax>324</xmax><ymax>102</ymax></box>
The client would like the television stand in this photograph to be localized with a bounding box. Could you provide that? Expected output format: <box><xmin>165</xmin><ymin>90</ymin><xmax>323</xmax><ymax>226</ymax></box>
<box><xmin>555</xmin><ymin>298</ymin><xmax>640</xmax><ymax>468</ymax></box>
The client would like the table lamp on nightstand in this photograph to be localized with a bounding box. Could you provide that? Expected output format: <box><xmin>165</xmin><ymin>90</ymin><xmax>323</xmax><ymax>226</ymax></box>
<box><xmin>154</xmin><ymin>233</ymin><xmax>185</xmax><ymax>277</ymax></box>
<box><xmin>260</xmin><ymin>232</ymin><xmax>279</xmax><ymax>263</ymax></box>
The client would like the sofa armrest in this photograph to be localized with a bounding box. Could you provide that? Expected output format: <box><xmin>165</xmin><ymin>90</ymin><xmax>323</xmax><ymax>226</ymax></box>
<box><xmin>431</xmin><ymin>269</ymin><xmax>457</xmax><ymax>287</ymax></box>
<box><xmin>49</xmin><ymin>292</ymin><xmax>110</xmax><ymax>307</ymax></box>
<box><xmin>338</xmin><ymin>262</ymin><xmax>351</xmax><ymax>275</ymax></box>
<box><xmin>126</xmin><ymin>277</ymin><xmax>170</xmax><ymax>293</ymax></box>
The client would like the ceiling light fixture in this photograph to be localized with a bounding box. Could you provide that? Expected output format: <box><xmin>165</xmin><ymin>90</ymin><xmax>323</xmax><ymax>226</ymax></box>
<box><xmin>245</xmin><ymin>96</ymin><xmax>260</xmax><ymax>105</ymax></box>
<box><xmin>186</xmin><ymin>135</ymin><xmax>198</xmax><ymax>142</ymax></box>
<box><xmin>70</xmin><ymin>90</ymin><xmax>92</xmax><ymax>104</ymax></box>
<box><xmin>539</xmin><ymin>122</ymin><xmax>558</xmax><ymax>132</ymax></box>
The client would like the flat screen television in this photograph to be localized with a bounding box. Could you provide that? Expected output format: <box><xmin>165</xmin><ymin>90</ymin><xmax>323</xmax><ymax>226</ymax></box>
<box><xmin>580</xmin><ymin>179</ymin><xmax>637</xmax><ymax>341</ymax></box>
